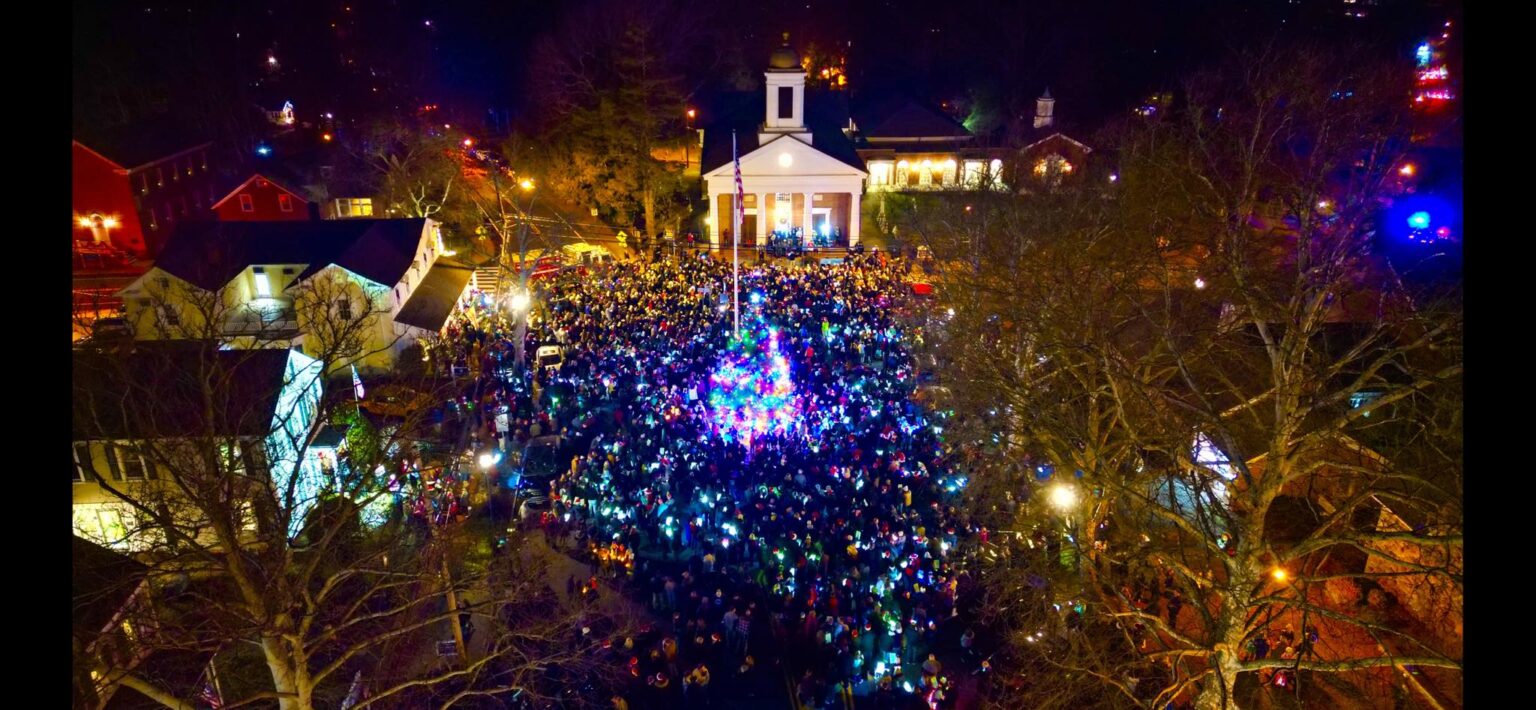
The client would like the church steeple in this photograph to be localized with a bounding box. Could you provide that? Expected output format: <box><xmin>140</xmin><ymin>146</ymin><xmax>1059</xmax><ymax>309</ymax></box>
<box><xmin>1034</xmin><ymin>88</ymin><xmax>1056</xmax><ymax>129</ymax></box>
<box><xmin>764</xmin><ymin>33</ymin><xmax>807</xmax><ymax>135</ymax></box>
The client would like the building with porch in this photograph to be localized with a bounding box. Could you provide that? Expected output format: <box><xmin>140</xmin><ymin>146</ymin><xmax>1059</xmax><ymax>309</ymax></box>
<box><xmin>702</xmin><ymin>41</ymin><xmax>867</xmax><ymax>250</ymax></box>
<box><xmin>701</xmin><ymin>39</ymin><xmax>1012</xmax><ymax>250</ymax></box>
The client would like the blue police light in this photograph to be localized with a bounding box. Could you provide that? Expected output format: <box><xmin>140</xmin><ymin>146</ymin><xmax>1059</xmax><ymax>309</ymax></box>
<box><xmin>256</xmin><ymin>144</ymin><xmax>273</xmax><ymax>157</ymax></box>
<box><xmin>1416</xmin><ymin>43</ymin><xmax>1432</xmax><ymax>66</ymax></box>
<box><xmin>1407</xmin><ymin>211</ymin><xmax>1431</xmax><ymax>230</ymax></box>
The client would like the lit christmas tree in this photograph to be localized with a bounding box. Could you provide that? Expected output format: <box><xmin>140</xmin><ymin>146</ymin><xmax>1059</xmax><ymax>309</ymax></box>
<box><xmin>708</xmin><ymin>301</ymin><xmax>803</xmax><ymax>446</ymax></box>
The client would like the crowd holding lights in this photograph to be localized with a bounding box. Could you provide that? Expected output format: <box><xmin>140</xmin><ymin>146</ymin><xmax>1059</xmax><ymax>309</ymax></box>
<box><xmin>426</xmin><ymin>248</ymin><xmax>987</xmax><ymax>706</ymax></box>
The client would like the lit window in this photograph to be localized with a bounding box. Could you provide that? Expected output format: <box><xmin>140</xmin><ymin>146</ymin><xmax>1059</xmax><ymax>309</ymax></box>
<box><xmin>963</xmin><ymin>160</ymin><xmax>984</xmax><ymax>186</ymax></box>
<box><xmin>116</xmin><ymin>446</ymin><xmax>149</xmax><ymax>480</ymax></box>
<box><xmin>240</xmin><ymin>194</ymin><xmax>255</xmax><ymax>212</ymax></box>
<box><xmin>254</xmin><ymin>266</ymin><xmax>271</xmax><ymax>297</ymax></box>
<box><xmin>895</xmin><ymin>160</ymin><xmax>910</xmax><ymax>186</ymax></box>
<box><xmin>869</xmin><ymin>161</ymin><xmax>892</xmax><ymax>187</ymax></box>
<box><xmin>279</xmin><ymin>194</ymin><xmax>294</xmax><ymax>212</ymax></box>
<box><xmin>919</xmin><ymin>159</ymin><xmax>933</xmax><ymax>187</ymax></box>
<box><xmin>336</xmin><ymin>198</ymin><xmax>374</xmax><ymax>217</ymax></box>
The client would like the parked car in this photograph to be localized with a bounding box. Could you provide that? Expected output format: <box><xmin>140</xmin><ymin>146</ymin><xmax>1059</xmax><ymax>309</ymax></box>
<box><xmin>535</xmin><ymin>345</ymin><xmax>564</xmax><ymax>373</ymax></box>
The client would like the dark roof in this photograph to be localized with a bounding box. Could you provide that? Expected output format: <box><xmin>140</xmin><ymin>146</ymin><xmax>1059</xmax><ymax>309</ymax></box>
<box><xmin>72</xmin><ymin>536</ymin><xmax>148</xmax><ymax>647</ymax></box>
<box><xmin>73</xmin><ymin>342</ymin><xmax>293</xmax><ymax>440</ymax></box>
<box><xmin>396</xmin><ymin>260</ymin><xmax>474</xmax><ymax>331</ymax></box>
<box><xmin>700</xmin><ymin>90</ymin><xmax>864</xmax><ymax>175</ymax></box>
<box><xmin>152</xmin><ymin>219</ymin><xmax>427</xmax><ymax>290</ymax></box>
<box><xmin>853</xmin><ymin>98</ymin><xmax>972</xmax><ymax>140</ymax></box>
<box><xmin>291</xmin><ymin>219</ymin><xmax>429</xmax><ymax>286</ymax></box>
<box><xmin>75</xmin><ymin>115</ymin><xmax>213</xmax><ymax>171</ymax></box>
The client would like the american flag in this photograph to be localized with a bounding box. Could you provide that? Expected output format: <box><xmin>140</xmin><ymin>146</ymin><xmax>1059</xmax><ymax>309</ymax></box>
<box><xmin>733</xmin><ymin>131</ymin><xmax>744</xmax><ymax>241</ymax></box>
<box><xmin>351</xmin><ymin>364</ymin><xmax>365</xmax><ymax>400</ymax></box>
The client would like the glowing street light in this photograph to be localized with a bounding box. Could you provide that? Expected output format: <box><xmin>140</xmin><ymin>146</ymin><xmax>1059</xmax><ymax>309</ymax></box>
<box><xmin>1399</xmin><ymin>163</ymin><xmax>1416</xmax><ymax>177</ymax></box>
<box><xmin>509</xmin><ymin>292</ymin><xmax>531</xmax><ymax>312</ymax></box>
<box><xmin>1271</xmin><ymin>567</ymin><xmax>1289</xmax><ymax>583</ymax></box>
<box><xmin>101</xmin><ymin>216</ymin><xmax>119</xmax><ymax>229</ymax></box>
<box><xmin>519</xmin><ymin>179</ymin><xmax>535</xmax><ymax>191</ymax></box>
<box><xmin>478</xmin><ymin>452</ymin><xmax>496</xmax><ymax>470</ymax></box>
<box><xmin>1047</xmin><ymin>483</ymin><xmax>1079</xmax><ymax>512</ymax></box>
<box><xmin>463</xmin><ymin>138</ymin><xmax>475</xmax><ymax>148</ymax></box>
<box><xmin>1194</xmin><ymin>277</ymin><xmax>1207</xmax><ymax>290</ymax></box>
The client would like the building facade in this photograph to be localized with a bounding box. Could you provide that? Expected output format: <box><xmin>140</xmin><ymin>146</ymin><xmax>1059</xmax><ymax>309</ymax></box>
<box><xmin>117</xmin><ymin>219</ymin><xmax>471</xmax><ymax>373</ymax></box>
<box><xmin>71</xmin><ymin>346</ymin><xmax>329</xmax><ymax>551</ymax></box>
<box><xmin>700</xmin><ymin>41</ymin><xmax>1011</xmax><ymax>250</ymax></box>
<box><xmin>211</xmin><ymin>174</ymin><xmax>315</xmax><ymax>222</ymax></box>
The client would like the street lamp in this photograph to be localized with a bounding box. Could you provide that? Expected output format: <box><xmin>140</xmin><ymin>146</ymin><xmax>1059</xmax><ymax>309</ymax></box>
<box><xmin>519</xmin><ymin>179</ymin><xmax>534</xmax><ymax>191</ymax></box>
<box><xmin>509</xmin><ymin>291</ymin><xmax>531</xmax><ymax>312</ymax></box>
<box><xmin>478</xmin><ymin>452</ymin><xmax>497</xmax><ymax>470</ymax></box>
<box><xmin>1047</xmin><ymin>483</ymin><xmax>1078</xmax><ymax>512</ymax></box>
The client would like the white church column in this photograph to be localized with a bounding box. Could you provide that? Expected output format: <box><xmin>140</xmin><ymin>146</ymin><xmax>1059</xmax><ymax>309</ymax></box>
<box><xmin>758</xmin><ymin>193</ymin><xmax>769</xmax><ymax>244</ymax></box>
<box><xmin>708</xmin><ymin>190</ymin><xmax>722</xmax><ymax>248</ymax></box>
<box><xmin>803</xmin><ymin>192</ymin><xmax>814</xmax><ymax>247</ymax></box>
<box><xmin>848</xmin><ymin>191</ymin><xmax>862</xmax><ymax>247</ymax></box>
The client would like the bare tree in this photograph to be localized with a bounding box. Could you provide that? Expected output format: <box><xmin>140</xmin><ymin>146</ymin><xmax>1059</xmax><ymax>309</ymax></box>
<box><xmin>906</xmin><ymin>44</ymin><xmax>1462</xmax><ymax>709</ymax></box>
<box><xmin>73</xmin><ymin>281</ymin><xmax>622</xmax><ymax>709</ymax></box>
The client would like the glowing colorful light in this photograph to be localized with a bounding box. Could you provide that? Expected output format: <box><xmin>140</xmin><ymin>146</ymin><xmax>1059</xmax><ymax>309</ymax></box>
<box><xmin>1407</xmin><ymin>211</ymin><xmax>1431</xmax><ymax>230</ymax></box>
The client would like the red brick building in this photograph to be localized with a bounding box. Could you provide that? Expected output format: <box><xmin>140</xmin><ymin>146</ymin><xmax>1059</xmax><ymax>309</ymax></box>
<box><xmin>210</xmin><ymin>174</ymin><xmax>315</xmax><ymax>222</ymax></box>
<box><xmin>72</xmin><ymin>120</ymin><xmax>216</xmax><ymax>259</ymax></box>
<box><xmin>73</xmin><ymin>119</ymin><xmax>216</xmax><ymax>332</ymax></box>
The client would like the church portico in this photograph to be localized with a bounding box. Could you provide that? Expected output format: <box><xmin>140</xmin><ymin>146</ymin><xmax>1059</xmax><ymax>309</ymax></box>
<box><xmin>702</xmin><ymin>37</ymin><xmax>867</xmax><ymax>250</ymax></box>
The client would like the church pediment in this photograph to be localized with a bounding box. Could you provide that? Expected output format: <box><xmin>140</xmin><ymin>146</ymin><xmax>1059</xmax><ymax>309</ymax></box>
<box><xmin>705</xmin><ymin>134</ymin><xmax>867</xmax><ymax>179</ymax></box>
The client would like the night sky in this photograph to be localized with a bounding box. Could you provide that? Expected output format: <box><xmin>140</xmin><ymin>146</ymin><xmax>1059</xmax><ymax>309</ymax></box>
<box><xmin>75</xmin><ymin>0</ymin><xmax>1451</xmax><ymax>137</ymax></box>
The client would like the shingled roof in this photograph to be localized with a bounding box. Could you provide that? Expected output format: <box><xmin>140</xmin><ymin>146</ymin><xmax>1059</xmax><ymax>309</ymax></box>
<box><xmin>700</xmin><ymin>90</ymin><xmax>865</xmax><ymax>175</ymax></box>
<box><xmin>852</xmin><ymin>97</ymin><xmax>972</xmax><ymax>141</ymax></box>
<box><xmin>72</xmin><ymin>536</ymin><xmax>148</xmax><ymax>649</ymax></box>
<box><xmin>74</xmin><ymin>114</ymin><xmax>213</xmax><ymax>171</ymax></box>
<box><xmin>72</xmin><ymin>342</ymin><xmax>294</xmax><ymax>440</ymax></box>
<box><xmin>151</xmin><ymin>219</ymin><xmax>428</xmax><ymax>291</ymax></box>
<box><xmin>396</xmin><ymin>259</ymin><xmax>474</xmax><ymax>331</ymax></box>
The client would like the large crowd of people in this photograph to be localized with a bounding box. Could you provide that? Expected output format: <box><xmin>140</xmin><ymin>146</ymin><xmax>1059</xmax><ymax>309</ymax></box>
<box><xmin>435</xmin><ymin>248</ymin><xmax>981</xmax><ymax>708</ymax></box>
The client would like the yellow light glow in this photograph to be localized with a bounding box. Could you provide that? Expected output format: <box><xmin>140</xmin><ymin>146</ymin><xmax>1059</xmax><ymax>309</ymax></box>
<box><xmin>510</xmin><ymin>292</ymin><xmax>531</xmax><ymax>311</ymax></box>
<box><xmin>519</xmin><ymin>179</ymin><xmax>534</xmax><ymax>190</ymax></box>
<box><xmin>1399</xmin><ymin>164</ymin><xmax>1416</xmax><ymax>177</ymax></box>
<box><xmin>101</xmin><ymin>217</ymin><xmax>119</xmax><ymax>229</ymax></box>
<box><xmin>945</xmin><ymin>159</ymin><xmax>957</xmax><ymax>168</ymax></box>
<box><xmin>78</xmin><ymin>216</ymin><xmax>94</xmax><ymax>228</ymax></box>
<box><xmin>896</xmin><ymin>160</ymin><xmax>909</xmax><ymax>168</ymax></box>
<box><xmin>1271</xmin><ymin>568</ymin><xmax>1288</xmax><ymax>582</ymax></box>
<box><xmin>778</xmin><ymin>153</ymin><xmax>794</xmax><ymax>167</ymax></box>
<box><xmin>1047</xmin><ymin>484</ymin><xmax>1078</xmax><ymax>511</ymax></box>
<box><xmin>704</xmin><ymin>216</ymin><xmax>713</xmax><ymax>225</ymax></box>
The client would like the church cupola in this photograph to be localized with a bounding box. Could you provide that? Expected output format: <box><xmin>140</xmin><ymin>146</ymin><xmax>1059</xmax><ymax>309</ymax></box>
<box><xmin>764</xmin><ymin>33</ymin><xmax>806</xmax><ymax>133</ymax></box>
<box><xmin>1034</xmin><ymin>88</ymin><xmax>1056</xmax><ymax>129</ymax></box>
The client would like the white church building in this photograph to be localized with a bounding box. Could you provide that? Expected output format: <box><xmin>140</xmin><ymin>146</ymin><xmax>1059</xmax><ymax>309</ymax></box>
<box><xmin>702</xmin><ymin>42</ymin><xmax>868</xmax><ymax>250</ymax></box>
<box><xmin>700</xmin><ymin>39</ymin><xmax>1018</xmax><ymax>250</ymax></box>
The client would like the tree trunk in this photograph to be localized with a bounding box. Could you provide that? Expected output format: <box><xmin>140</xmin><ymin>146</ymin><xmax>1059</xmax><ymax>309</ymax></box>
<box><xmin>642</xmin><ymin>183</ymin><xmax>657</xmax><ymax>239</ymax></box>
<box><xmin>261</xmin><ymin>635</ymin><xmax>306</xmax><ymax>710</ymax></box>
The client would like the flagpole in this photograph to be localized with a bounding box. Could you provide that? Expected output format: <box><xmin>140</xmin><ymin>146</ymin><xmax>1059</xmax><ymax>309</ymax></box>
<box><xmin>732</xmin><ymin>130</ymin><xmax>741</xmax><ymax>340</ymax></box>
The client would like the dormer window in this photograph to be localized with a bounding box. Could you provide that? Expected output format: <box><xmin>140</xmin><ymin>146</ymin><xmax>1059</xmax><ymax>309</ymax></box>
<box><xmin>253</xmin><ymin>267</ymin><xmax>271</xmax><ymax>298</ymax></box>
